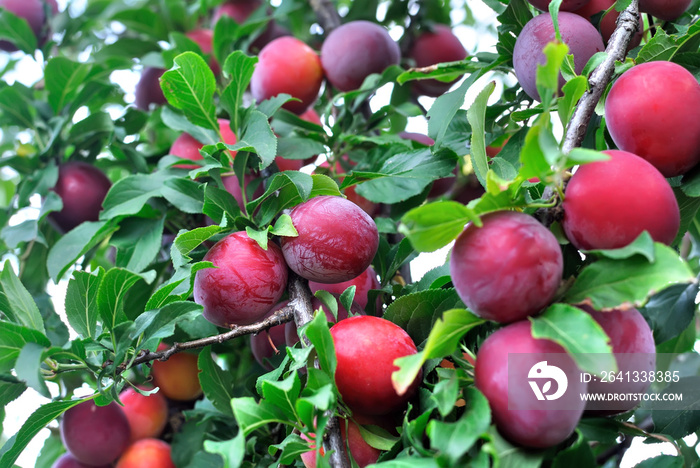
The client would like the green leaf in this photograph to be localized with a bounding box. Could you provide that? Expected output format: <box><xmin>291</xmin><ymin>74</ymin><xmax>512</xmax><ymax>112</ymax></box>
<box><xmin>131</xmin><ymin>301</ymin><xmax>202</xmax><ymax>343</ymax></box>
<box><xmin>0</xmin><ymin>375</ymin><xmax>27</xmax><ymax>408</ymax></box>
<box><xmin>203</xmin><ymin>183</ymin><xmax>241</xmax><ymax>224</ymax></box>
<box><xmin>0</xmin><ymin>398</ymin><xmax>88</xmax><ymax>467</ymax></box>
<box><xmin>203</xmin><ymin>432</ymin><xmax>245</xmax><ymax>468</ymax></box>
<box><xmin>234</xmin><ymin>109</ymin><xmax>278</xmax><ymax>169</ymax></box>
<box><xmin>558</xmin><ymin>76</ymin><xmax>587</xmax><ymax>128</ymax></box>
<box><xmin>47</xmin><ymin>220</ymin><xmax>118</xmax><ymax>281</ymax></box>
<box><xmin>111</xmin><ymin>217</ymin><xmax>165</xmax><ymax>273</ymax></box>
<box><xmin>650</xmin><ymin>376</ymin><xmax>700</xmax><ymax>439</ymax></box>
<box><xmin>467</xmin><ymin>81</ymin><xmax>496</xmax><ymax>186</ymax></box>
<box><xmin>536</xmin><ymin>41</ymin><xmax>569</xmax><ymax>109</ymax></box>
<box><xmin>583</xmin><ymin>231</ymin><xmax>655</xmax><ymax>262</ymax></box>
<box><xmin>97</xmin><ymin>268</ymin><xmax>143</xmax><ymax>332</ymax></box>
<box><xmin>64</xmin><ymin>270</ymin><xmax>103</xmax><ymax>339</ymax></box>
<box><xmin>428</xmin><ymin>69</ymin><xmax>483</xmax><ymax>145</ymax></box>
<box><xmin>161</xmin><ymin>52</ymin><xmax>218</xmax><ymax>131</ymax></box>
<box><xmin>427</xmin><ymin>388</ymin><xmax>490</xmax><ymax>462</ymax></box>
<box><xmin>171</xmin><ymin>225</ymin><xmax>222</xmax><ymax>269</ymax></box>
<box><xmin>635</xmin><ymin>456</ymin><xmax>684</xmax><ymax>468</ymax></box>
<box><xmin>483</xmin><ymin>426</ymin><xmax>544</xmax><ymax>468</ymax></box>
<box><xmin>15</xmin><ymin>342</ymin><xmax>49</xmax><ymax>398</ymax></box>
<box><xmin>100</xmin><ymin>171</ymin><xmax>178</xmax><ymax>219</ymax></box>
<box><xmin>305</xmin><ymin>309</ymin><xmax>337</xmax><ymax>376</ymax></box>
<box><xmin>162</xmin><ymin>178</ymin><xmax>204</xmax><ymax>214</ymax></box>
<box><xmin>0</xmin><ymin>86</ymin><xmax>34</xmax><ymax>128</ymax></box>
<box><xmin>270</xmin><ymin>214</ymin><xmax>298</xmax><ymax>238</ymax></box>
<box><xmin>0</xmin><ymin>322</ymin><xmax>50</xmax><ymax>373</ymax></box>
<box><xmin>563</xmin><ymin>243</ymin><xmax>694</xmax><ymax>309</ymax></box>
<box><xmin>392</xmin><ymin>309</ymin><xmax>484</xmax><ymax>396</ymax></box>
<box><xmin>530</xmin><ymin>303</ymin><xmax>616</xmax><ymax>375</ymax></box>
<box><xmin>398</xmin><ymin>201</ymin><xmax>476</xmax><ymax>253</ymax></box>
<box><xmin>551</xmin><ymin>432</ymin><xmax>596</xmax><ymax>468</ymax></box>
<box><xmin>0</xmin><ymin>8</ymin><xmax>37</xmax><ymax>53</ymax></box>
<box><xmin>231</xmin><ymin>396</ymin><xmax>288</xmax><ymax>436</ymax></box>
<box><xmin>0</xmin><ymin>261</ymin><xmax>44</xmax><ymax>334</ymax></box>
<box><xmin>260</xmin><ymin>372</ymin><xmax>302</xmax><ymax>422</ymax></box>
<box><xmin>220</xmin><ymin>51</ymin><xmax>258</xmax><ymax>135</ymax></box>
<box><xmin>44</xmin><ymin>58</ymin><xmax>91</xmax><ymax>114</ymax></box>
<box><xmin>636</xmin><ymin>28</ymin><xmax>678</xmax><ymax>63</ymax></box>
<box><xmin>640</xmin><ymin>283</ymin><xmax>700</xmax><ymax>344</ymax></box>
<box><xmin>198</xmin><ymin>346</ymin><xmax>235</xmax><ymax>416</ymax></box>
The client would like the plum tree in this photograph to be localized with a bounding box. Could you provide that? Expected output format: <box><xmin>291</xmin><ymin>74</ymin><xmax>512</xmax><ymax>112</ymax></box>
<box><xmin>0</xmin><ymin>0</ymin><xmax>57</xmax><ymax>50</ymax></box>
<box><xmin>194</xmin><ymin>231</ymin><xmax>288</xmax><ymax>326</ymax></box>
<box><xmin>250</xmin><ymin>36</ymin><xmax>324</xmax><ymax>114</ymax></box>
<box><xmin>408</xmin><ymin>24</ymin><xmax>467</xmax><ymax>97</ymax></box>
<box><xmin>308</xmin><ymin>266</ymin><xmax>380</xmax><ymax>310</ymax></box>
<box><xmin>170</xmin><ymin>118</ymin><xmax>237</xmax><ymax>169</ymax></box>
<box><xmin>562</xmin><ymin>150</ymin><xmax>680</xmax><ymax>250</ymax></box>
<box><xmin>330</xmin><ymin>316</ymin><xmax>420</xmax><ymax>416</ymax></box>
<box><xmin>49</xmin><ymin>161</ymin><xmax>112</xmax><ymax>233</ymax></box>
<box><xmin>115</xmin><ymin>439</ymin><xmax>176</xmax><ymax>468</ymax></box>
<box><xmin>527</xmin><ymin>0</ymin><xmax>592</xmax><ymax>10</ymax></box>
<box><xmin>513</xmin><ymin>12</ymin><xmax>605</xmax><ymax>100</ymax></box>
<box><xmin>60</xmin><ymin>400</ymin><xmax>131</xmax><ymax>466</ymax></box>
<box><xmin>604</xmin><ymin>61</ymin><xmax>700</xmax><ymax>177</ymax></box>
<box><xmin>475</xmin><ymin>321</ymin><xmax>587</xmax><ymax>448</ymax></box>
<box><xmin>134</xmin><ymin>67</ymin><xmax>167</xmax><ymax>111</ymax></box>
<box><xmin>119</xmin><ymin>386</ymin><xmax>169</xmax><ymax>441</ymax></box>
<box><xmin>52</xmin><ymin>453</ymin><xmax>111</xmax><ymax>468</ymax></box>
<box><xmin>150</xmin><ymin>343</ymin><xmax>203</xmax><ymax>401</ymax></box>
<box><xmin>580</xmin><ymin>306</ymin><xmax>656</xmax><ymax>415</ymax></box>
<box><xmin>320</xmin><ymin>20</ymin><xmax>400</xmax><ymax>91</ymax></box>
<box><xmin>449</xmin><ymin>211</ymin><xmax>563</xmax><ymax>323</ymax></box>
<box><xmin>281</xmin><ymin>196</ymin><xmax>379</xmax><ymax>283</ymax></box>
<box><xmin>573</xmin><ymin>0</ymin><xmax>643</xmax><ymax>48</ymax></box>
<box><xmin>639</xmin><ymin>0</ymin><xmax>692</xmax><ymax>20</ymax></box>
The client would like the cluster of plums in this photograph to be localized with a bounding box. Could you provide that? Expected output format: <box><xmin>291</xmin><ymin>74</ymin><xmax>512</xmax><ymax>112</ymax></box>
<box><xmin>444</xmin><ymin>0</ymin><xmax>697</xmax><ymax>449</ymax></box>
<box><xmin>54</xmin><ymin>345</ymin><xmax>201</xmax><ymax>467</ymax></box>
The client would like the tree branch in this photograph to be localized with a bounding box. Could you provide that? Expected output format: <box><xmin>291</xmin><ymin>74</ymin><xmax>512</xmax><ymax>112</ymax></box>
<box><xmin>562</xmin><ymin>0</ymin><xmax>640</xmax><ymax>153</ymax></box>
<box><xmin>308</xmin><ymin>0</ymin><xmax>341</xmax><ymax>32</ymax></box>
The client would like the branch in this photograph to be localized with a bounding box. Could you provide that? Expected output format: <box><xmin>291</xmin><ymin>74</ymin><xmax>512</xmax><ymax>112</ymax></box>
<box><xmin>308</xmin><ymin>0</ymin><xmax>341</xmax><ymax>32</ymax></box>
<box><xmin>562</xmin><ymin>0</ymin><xmax>640</xmax><ymax>153</ymax></box>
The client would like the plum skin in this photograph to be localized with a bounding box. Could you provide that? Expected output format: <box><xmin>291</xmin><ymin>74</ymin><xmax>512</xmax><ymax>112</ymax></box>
<box><xmin>321</xmin><ymin>20</ymin><xmax>400</xmax><ymax>92</ymax></box>
<box><xmin>580</xmin><ymin>306</ymin><xmax>656</xmax><ymax>415</ymax></box>
<box><xmin>60</xmin><ymin>400</ymin><xmax>131</xmax><ymax>466</ymax></box>
<box><xmin>52</xmin><ymin>453</ymin><xmax>111</xmax><ymax>468</ymax></box>
<box><xmin>281</xmin><ymin>196</ymin><xmax>379</xmax><ymax>283</ymax></box>
<box><xmin>449</xmin><ymin>211</ymin><xmax>563</xmax><ymax>323</ymax></box>
<box><xmin>250</xmin><ymin>36</ymin><xmax>323</xmax><ymax>115</ymax></box>
<box><xmin>170</xmin><ymin>118</ymin><xmax>237</xmax><ymax>169</ymax></box>
<box><xmin>527</xmin><ymin>0</ymin><xmax>592</xmax><ymax>10</ymax></box>
<box><xmin>135</xmin><ymin>67</ymin><xmax>167</xmax><ymax>110</ymax></box>
<box><xmin>151</xmin><ymin>343</ymin><xmax>203</xmax><ymax>401</ymax></box>
<box><xmin>572</xmin><ymin>0</ymin><xmax>643</xmax><ymax>48</ymax></box>
<box><xmin>119</xmin><ymin>386</ymin><xmax>169</xmax><ymax>441</ymax></box>
<box><xmin>194</xmin><ymin>231</ymin><xmax>289</xmax><ymax>327</ymax></box>
<box><xmin>49</xmin><ymin>161</ymin><xmax>112</xmax><ymax>233</ymax></box>
<box><xmin>475</xmin><ymin>321</ymin><xmax>587</xmax><ymax>448</ymax></box>
<box><xmin>513</xmin><ymin>12</ymin><xmax>604</xmax><ymax>101</ymax></box>
<box><xmin>331</xmin><ymin>316</ymin><xmax>421</xmax><ymax>416</ymax></box>
<box><xmin>115</xmin><ymin>438</ymin><xmax>175</xmax><ymax>468</ymax></box>
<box><xmin>604</xmin><ymin>61</ymin><xmax>700</xmax><ymax>177</ymax></box>
<box><xmin>562</xmin><ymin>150</ymin><xmax>680</xmax><ymax>250</ymax></box>
<box><xmin>409</xmin><ymin>24</ymin><xmax>467</xmax><ymax>97</ymax></box>
<box><xmin>639</xmin><ymin>0</ymin><xmax>691</xmax><ymax>21</ymax></box>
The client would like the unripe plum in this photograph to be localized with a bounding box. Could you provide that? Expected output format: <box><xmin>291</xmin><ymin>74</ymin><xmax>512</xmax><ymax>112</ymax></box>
<box><xmin>604</xmin><ymin>61</ymin><xmax>700</xmax><ymax>177</ymax></box>
<box><xmin>51</xmin><ymin>453</ymin><xmax>110</xmax><ymax>468</ymax></box>
<box><xmin>49</xmin><ymin>161</ymin><xmax>112</xmax><ymax>233</ymax></box>
<box><xmin>449</xmin><ymin>211</ymin><xmax>563</xmax><ymax>323</ymax></box>
<box><xmin>527</xmin><ymin>0</ymin><xmax>592</xmax><ymax>11</ymax></box>
<box><xmin>562</xmin><ymin>150</ymin><xmax>680</xmax><ymax>250</ymax></box>
<box><xmin>281</xmin><ymin>196</ymin><xmax>379</xmax><ymax>283</ymax></box>
<box><xmin>134</xmin><ymin>67</ymin><xmax>167</xmax><ymax>111</ymax></box>
<box><xmin>309</xmin><ymin>266</ymin><xmax>380</xmax><ymax>310</ymax></box>
<box><xmin>409</xmin><ymin>24</ymin><xmax>468</xmax><ymax>97</ymax></box>
<box><xmin>330</xmin><ymin>316</ymin><xmax>421</xmax><ymax>415</ymax></box>
<box><xmin>119</xmin><ymin>386</ymin><xmax>168</xmax><ymax>441</ymax></box>
<box><xmin>513</xmin><ymin>12</ymin><xmax>604</xmax><ymax>100</ymax></box>
<box><xmin>0</xmin><ymin>0</ymin><xmax>56</xmax><ymax>51</ymax></box>
<box><xmin>250</xmin><ymin>302</ymin><xmax>289</xmax><ymax>369</ymax></box>
<box><xmin>581</xmin><ymin>306</ymin><xmax>656</xmax><ymax>415</ymax></box>
<box><xmin>573</xmin><ymin>0</ymin><xmax>643</xmax><ymax>48</ymax></box>
<box><xmin>250</xmin><ymin>36</ymin><xmax>323</xmax><ymax>114</ymax></box>
<box><xmin>151</xmin><ymin>343</ymin><xmax>203</xmax><ymax>401</ymax></box>
<box><xmin>115</xmin><ymin>438</ymin><xmax>175</xmax><ymax>468</ymax></box>
<box><xmin>321</xmin><ymin>21</ymin><xmax>400</xmax><ymax>92</ymax></box>
<box><xmin>170</xmin><ymin>118</ymin><xmax>237</xmax><ymax>169</ymax></box>
<box><xmin>194</xmin><ymin>231</ymin><xmax>288</xmax><ymax>326</ymax></box>
<box><xmin>284</xmin><ymin>297</ymin><xmax>364</xmax><ymax>346</ymax></box>
<box><xmin>639</xmin><ymin>0</ymin><xmax>691</xmax><ymax>20</ymax></box>
<box><xmin>301</xmin><ymin>416</ymin><xmax>383</xmax><ymax>468</ymax></box>
<box><xmin>475</xmin><ymin>321</ymin><xmax>587</xmax><ymax>448</ymax></box>
<box><xmin>60</xmin><ymin>400</ymin><xmax>131</xmax><ymax>466</ymax></box>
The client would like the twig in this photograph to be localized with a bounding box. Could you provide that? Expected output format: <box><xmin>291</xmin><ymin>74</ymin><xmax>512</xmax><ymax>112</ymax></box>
<box><xmin>308</xmin><ymin>0</ymin><xmax>341</xmax><ymax>32</ymax></box>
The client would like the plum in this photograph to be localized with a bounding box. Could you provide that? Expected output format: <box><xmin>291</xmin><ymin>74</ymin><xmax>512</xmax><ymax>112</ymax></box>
<box><xmin>281</xmin><ymin>196</ymin><xmax>379</xmax><ymax>283</ymax></box>
<box><xmin>134</xmin><ymin>67</ymin><xmax>167</xmax><ymax>111</ymax></box>
<box><xmin>573</xmin><ymin>0</ymin><xmax>643</xmax><ymax>48</ymax></box>
<box><xmin>409</xmin><ymin>24</ymin><xmax>468</xmax><ymax>97</ymax></box>
<box><xmin>449</xmin><ymin>211</ymin><xmax>563</xmax><ymax>323</ymax></box>
<box><xmin>119</xmin><ymin>386</ymin><xmax>168</xmax><ymax>441</ymax></box>
<box><xmin>527</xmin><ymin>0</ymin><xmax>592</xmax><ymax>10</ymax></box>
<box><xmin>0</xmin><ymin>0</ymin><xmax>57</xmax><ymax>51</ymax></box>
<box><xmin>150</xmin><ymin>343</ymin><xmax>203</xmax><ymax>401</ymax></box>
<box><xmin>170</xmin><ymin>118</ymin><xmax>237</xmax><ymax>169</ymax></box>
<box><xmin>639</xmin><ymin>0</ymin><xmax>691</xmax><ymax>21</ymax></box>
<box><xmin>115</xmin><ymin>438</ymin><xmax>175</xmax><ymax>468</ymax></box>
<box><xmin>562</xmin><ymin>150</ymin><xmax>680</xmax><ymax>250</ymax></box>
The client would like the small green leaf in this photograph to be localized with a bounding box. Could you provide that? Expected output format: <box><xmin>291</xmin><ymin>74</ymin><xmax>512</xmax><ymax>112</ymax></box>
<box><xmin>398</xmin><ymin>201</ymin><xmax>476</xmax><ymax>253</ymax></box>
<box><xmin>0</xmin><ymin>375</ymin><xmax>27</xmax><ymax>408</ymax></box>
<box><xmin>305</xmin><ymin>309</ymin><xmax>337</xmax><ymax>376</ymax></box>
<box><xmin>220</xmin><ymin>51</ymin><xmax>258</xmax><ymax>135</ymax></box>
<box><xmin>198</xmin><ymin>346</ymin><xmax>235</xmax><ymax>416</ymax></box>
<box><xmin>468</xmin><ymin>81</ymin><xmax>496</xmax><ymax>186</ymax></box>
<box><xmin>171</xmin><ymin>225</ymin><xmax>222</xmax><ymax>269</ymax></box>
<box><xmin>558</xmin><ymin>76</ymin><xmax>587</xmax><ymax>128</ymax></box>
<box><xmin>131</xmin><ymin>301</ymin><xmax>202</xmax><ymax>343</ymax></box>
<box><xmin>0</xmin><ymin>261</ymin><xmax>44</xmax><ymax>334</ymax></box>
<box><xmin>260</xmin><ymin>372</ymin><xmax>302</xmax><ymax>422</ymax></box>
<box><xmin>45</xmin><ymin>58</ymin><xmax>91</xmax><ymax>114</ymax></box>
<box><xmin>231</xmin><ymin>397</ymin><xmax>288</xmax><ymax>436</ymax></box>
<box><xmin>270</xmin><ymin>214</ymin><xmax>298</xmax><ymax>238</ymax></box>
<box><xmin>0</xmin><ymin>322</ymin><xmax>50</xmax><ymax>373</ymax></box>
<box><xmin>246</xmin><ymin>226</ymin><xmax>270</xmax><ymax>250</ymax></box>
<box><xmin>536</xmin><ymin>41</ymin><xmax>569</xmax><ymax>108</ymax></box>
<box><xmin>15</xmin><ymin>342</ymin><xmax>49</xmax><ymax>398</ymax></box>
<box><xmin>0</xmin><ymin>9</ymin><xmax>37</xmax><ymax>53</ymax></box>
<box><xmin>583</xmin><ymin>231</ymin><xmax>656</xmax><ymax>262</ymax></box>
<box><xmin>531</xmin><ymin>303</ymin><xmax>616</xmax><ymax>375</ymax></box>
<box><xmin>97</xmin><ymin>268</ymin><xmax>143</xmax><ymax>332</ymax></box>
<box><xmin>111</xmin><ymin>217</ymin><xmax>165</xmax><ymax>274</ymax></box>
<box><xmin>203</xmin><ymin>432</ymin><xmax>245</xmax><ymax>468</ymax></box>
